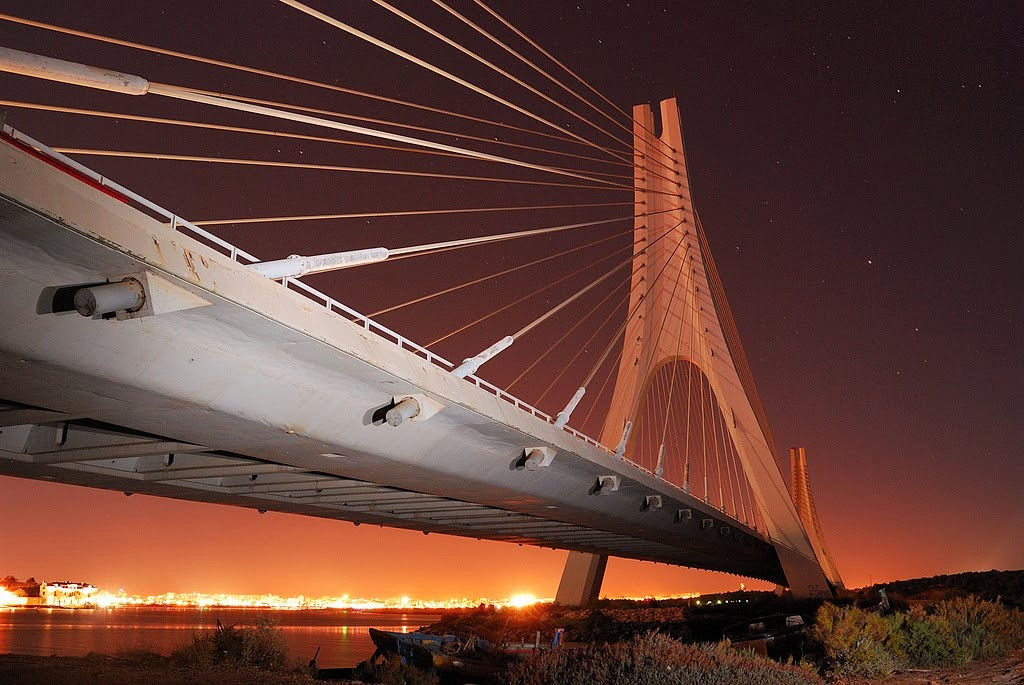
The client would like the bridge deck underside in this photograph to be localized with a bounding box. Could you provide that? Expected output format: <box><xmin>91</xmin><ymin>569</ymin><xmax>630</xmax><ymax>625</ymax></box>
<box><xmin>0</xmin><ymin>415</ymin><xmax>753</xmax><ymax>561</ymax></box>
<box><xmin>0</xmin><ymin>139</ymin><xmax>787</xmax><ymax>586</ymax></box>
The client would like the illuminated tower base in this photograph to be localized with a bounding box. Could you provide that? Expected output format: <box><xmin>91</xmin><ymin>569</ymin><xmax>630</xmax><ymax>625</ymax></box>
<box><xmin>555</xmin><ymin>550</ymin><xmax>607</xmax><ymax>605</ymax></box>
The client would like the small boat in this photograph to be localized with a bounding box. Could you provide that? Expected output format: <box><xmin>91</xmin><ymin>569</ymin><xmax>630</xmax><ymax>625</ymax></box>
<box><xmin>365</xmin><ymin>627</ymin><xmax>564</xmax><ymax>678</ymax></box>
<box><xmin>368</xmin><ymin>628</ymin><xmax>459</xmax><ymax>669</ymax></box>
<box><xmin>366</xmin><ymin>628</ymin><xmax>497</xmax><ymax>674</ymax></box>
<box><xmin>722</xmin><ymin>614</ymin><xmax>810</xmax><ymax>659</ymax></box>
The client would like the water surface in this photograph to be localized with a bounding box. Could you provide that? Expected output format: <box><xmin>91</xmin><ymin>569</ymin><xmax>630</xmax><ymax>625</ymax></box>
<box><xmin>0</xmin><ymin>606</ymin><xmax>441</xmax><ymax>667</ymax></box>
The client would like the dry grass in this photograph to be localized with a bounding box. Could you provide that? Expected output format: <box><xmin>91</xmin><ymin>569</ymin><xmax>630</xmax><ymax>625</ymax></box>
<box><xmin>504</xmin><ymin>632</ymin><xmax>822</xmax><ymax>685</ymax></box>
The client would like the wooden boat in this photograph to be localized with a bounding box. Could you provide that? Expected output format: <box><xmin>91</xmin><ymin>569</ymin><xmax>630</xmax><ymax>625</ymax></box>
<box><xmin>366</xmin><ymin>628</ymin><xmax>498</xmax><ymax>675</ymax></box>
<box><xmin>722</xmin><ymin>614</ymin><xmax>810</xmax><ymax>659</ymax></box>
<box><xmin>365</xmin><ymin>626</ymin><xmax>564</xmax><ymax>678</ymax></box>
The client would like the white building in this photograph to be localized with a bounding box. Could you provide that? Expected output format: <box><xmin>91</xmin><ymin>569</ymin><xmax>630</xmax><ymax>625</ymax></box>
<box><xmin>41</xmin><ymin>581</ymin><xmax>98</xmax><ymax>607</ymax></box>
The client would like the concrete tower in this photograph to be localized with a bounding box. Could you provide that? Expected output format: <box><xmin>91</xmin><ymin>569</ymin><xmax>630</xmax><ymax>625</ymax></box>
<box><xmin>555</xmin><ymin>99</ymin><xmax>841</xmax><ymax>604</ymax></box>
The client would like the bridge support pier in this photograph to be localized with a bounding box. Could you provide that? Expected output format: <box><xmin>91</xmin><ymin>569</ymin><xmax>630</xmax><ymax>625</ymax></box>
<box><xmin>775</xmin><ymin>545</ymin><xmax>834</xmax><ymax>598</ymax></box>
<box><xmin>555</xmin><ymin>551</ymin><xmax>607</xmax><ymax>606</ymax></box>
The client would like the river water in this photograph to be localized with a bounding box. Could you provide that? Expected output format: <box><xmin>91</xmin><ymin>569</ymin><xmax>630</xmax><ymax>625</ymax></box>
<box><xmin>0</xmin><ymin>606</ymin><xmax>441</xmax><ymax>667</ymax></box>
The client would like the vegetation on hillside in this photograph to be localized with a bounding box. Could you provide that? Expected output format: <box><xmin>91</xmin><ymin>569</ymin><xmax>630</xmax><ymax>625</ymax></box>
<box><xmin>417</xmin><ymin>571</ymin><xmax>1024</xmax><ymax>684</ymax></box>
<box><xmin>859</xmin><ymin>569</ymin><xmax>1024</xmax><ymax>608</ymax></box>
<box><xmin>505</xmin><ymin>633</ymin><xmax>821</xmax><ymax>685</ymax></box>
<box><xmin>810</xmin><ymin>596</ymin><xmax>1024</xmax><ymax>679</ymax></box>
<box><xmin>421</xmin><ymin>591</ymin><xmax>822</xmax><ymax>645</ymax></box>
<box><xmin>0</xmin><ymin>575</ymin><xmax>40</xmax><ymax>596</ymax></box>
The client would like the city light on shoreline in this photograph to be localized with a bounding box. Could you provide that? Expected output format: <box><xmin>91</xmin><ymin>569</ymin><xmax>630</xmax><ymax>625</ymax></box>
<box><xmin>0</xmin><ymin>580</ymin><xmax>704</xmax><ymax>611</ymax></box>
<box><xmin>0</xmin><ymin>582</ymin><xmax>552</xmax><ymax>610</ymax></box>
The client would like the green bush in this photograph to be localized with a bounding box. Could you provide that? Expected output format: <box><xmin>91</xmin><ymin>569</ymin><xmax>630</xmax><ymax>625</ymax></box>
<box><xmin>933</xmin><ymin>595</ymin><xmax>1024</xmax><ymax>660</ymax></box>
<box><xmin>241</xmin><ymin>617</ymin><xmax>290</xmax><ymax>670</ymax></box>
<box><xmin>885</xmin><ymin>611</ymin><xmax>967</xmax><ymax>667</ymax></box>
<box><xmin>810</xmin><ymin>604</ymin><xmax>901</xmax><ymax>679</ymax></box>
<box><xmin>812</xmin><ymin>596</ymin><xmax>1024</xmax><ymax>677</ymax></box>
<box><xmin>172</xmin><ymin>617</ymin><xmax>290</xmax><ymax>671</ymax></box>
<box><xmin>505</xmin><ymin>633</ymin><xmax>822</xmax><ymax>685</ymax></box>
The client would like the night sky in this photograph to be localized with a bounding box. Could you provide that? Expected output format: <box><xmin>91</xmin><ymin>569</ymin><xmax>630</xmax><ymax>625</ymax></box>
<box><xmin>0</xmin><ymin>1</ymin><xmax>1021</xmax><ymax>599</ymax></box>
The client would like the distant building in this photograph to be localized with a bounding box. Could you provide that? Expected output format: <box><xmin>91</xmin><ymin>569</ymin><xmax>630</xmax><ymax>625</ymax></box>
<box><xmin>41</xmin><ymin>581</ymin><xmax>98</xmax><ymax>607</ymax></box>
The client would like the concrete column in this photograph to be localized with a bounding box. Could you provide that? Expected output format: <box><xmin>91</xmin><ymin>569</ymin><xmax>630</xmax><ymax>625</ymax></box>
<box><xmin>775</xmin><ymin>545</ymin><xmax>833</xmax><ymax>598</ymax></box>
<box><xmin>555</xmin><ymin>551</ymin><xmax>607</xmax><ymax>606</ymax></box>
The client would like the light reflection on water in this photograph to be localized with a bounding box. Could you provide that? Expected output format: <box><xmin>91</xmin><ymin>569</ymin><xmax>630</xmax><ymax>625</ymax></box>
<box><xmin>0</xmin><ymin>607</ymin><xmax>441</xmax><ymax>667</ymax></box>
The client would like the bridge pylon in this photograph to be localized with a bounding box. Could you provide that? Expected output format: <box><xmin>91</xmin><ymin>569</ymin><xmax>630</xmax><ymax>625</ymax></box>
<box><xmin>555</xmin><ymin>99</ymin><xmax>841</xmax><ymax>604</ymax></box>
<box><xmin>790</xmin><ymin>448</ymin><xmax>844</xmax><ymax>589</ymax></box>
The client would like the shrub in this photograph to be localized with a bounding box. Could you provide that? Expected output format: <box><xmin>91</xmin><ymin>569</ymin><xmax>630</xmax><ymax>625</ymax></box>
<box><xmin>505</xmin><ymin>632</ymin><xmax>822</xmax><ymax>685</ymax></box>
<box><xmin>933</xmin><ymin>595</ymin><xmax>1024</xmax><ymax>660</ymax></box>
<box><xmin>172</xmin><ymin>630</ymin><xmax>218</xmax><ymax>666</ymax></box>
<box><xmin>885</xmin><ymin>611</ymin><xmax>967</xmax><ymax>667</ymax></box>
<box><xmin>241</xmin><ymin>617</ymin><xmax>290</xmax><ymax>670</ymax></box>
<box><xmin>810</xmin><ymin>604</ymin><xmax>901</xmax><ymax>679</ymax></box>
<box><xmin>172</xmin><ymin>617</ymin><xmax>290</xmax><ymax>671</ymax></box>
<box><xmin>813</xmin><ymin>596</ymin><xmax>1024</xmax><ymax>676</ymax></box>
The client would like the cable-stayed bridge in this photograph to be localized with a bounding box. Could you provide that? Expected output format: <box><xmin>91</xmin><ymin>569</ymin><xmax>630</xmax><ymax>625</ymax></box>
<box><xmin>0</xmin><ymin>1</ymin><xmax>842</xmax><ymax>602</ymax></box>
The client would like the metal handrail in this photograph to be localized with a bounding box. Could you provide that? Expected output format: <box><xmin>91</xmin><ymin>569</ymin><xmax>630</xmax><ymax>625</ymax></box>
<box><xmin>2</xmin><ymin>125</ymin><xmax>260</xmax><ymax>264</ymax></box>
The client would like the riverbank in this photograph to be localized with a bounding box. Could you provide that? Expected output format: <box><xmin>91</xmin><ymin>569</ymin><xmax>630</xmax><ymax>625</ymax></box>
<box><xmin>851</xmin><ymin>649</ymin><xmax>1024</xmax><ymax>683</ymax></box>
<box><xmin>0</xmin><ymin>653</ymin><xmax>327</xmax><ymax>685</ymax></box>
<box><xmin>2</xmin><ymin>647</ymin><xmax>1021</xmax><ymax>684</ymax></box>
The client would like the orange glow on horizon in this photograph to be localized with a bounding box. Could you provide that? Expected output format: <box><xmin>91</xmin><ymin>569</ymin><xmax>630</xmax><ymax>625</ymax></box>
<box><xmin>0</xmin><ymin>584</ymin><xmax>559</xmax><ymax>610</ymax></box>
<box><xmin>0</xmin><ymin>584</ymin><xmax>722</xmax><ymax>612</ymax></box>
<box><xmin>0</xmin><ymin>579</ymin><xmax>712</xmax><ymax>611</ymax></box>
<box><xmin>507</xmin><ymin>593</ymin><xmax>538</xmax><ymax>608</ymax></box>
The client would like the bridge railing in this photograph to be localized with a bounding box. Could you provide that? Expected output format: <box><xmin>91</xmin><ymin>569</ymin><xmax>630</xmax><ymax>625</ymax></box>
<box><xmin>280</xmin><ymin>276</ymin><xmax>456</xmax><ymax>371</ymax></box>
<box><xmin>3</xmin><ymin>124</ymin><xmax>614</xmax><ymax>456</ymax></box>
